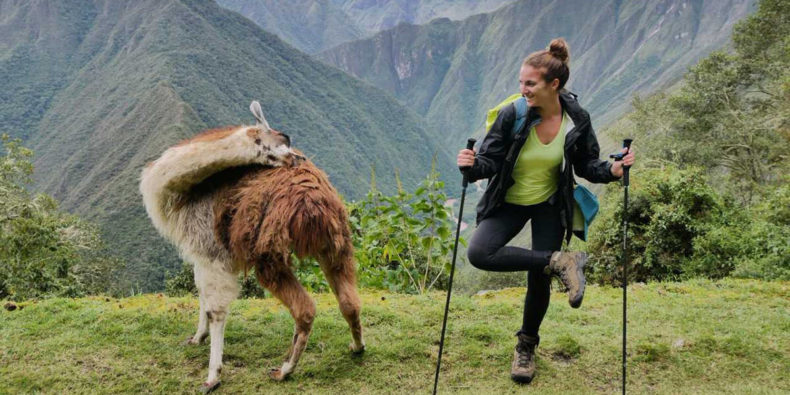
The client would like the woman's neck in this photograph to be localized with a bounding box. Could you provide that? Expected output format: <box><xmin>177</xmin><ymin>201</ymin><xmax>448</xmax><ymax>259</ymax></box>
<box><xmin>537</xmin><ymin>95</ymin><xmax>562</xmax><ymax>119</ymax></box>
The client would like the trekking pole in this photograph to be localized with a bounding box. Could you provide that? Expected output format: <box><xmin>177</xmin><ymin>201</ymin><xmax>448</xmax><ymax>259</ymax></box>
<box><xmin>611</xmin><ymin>138</ymin><xmax>633</xmax><ymax>395</ymax></box>
<box><xmin>433</xmin><ymin>138</ymin><xmax>476</xmax><ymax>395</ymax></box>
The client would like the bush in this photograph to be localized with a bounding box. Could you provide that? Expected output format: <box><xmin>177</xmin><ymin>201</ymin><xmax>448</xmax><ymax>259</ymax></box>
<box><xmin>349</xmin><ymin>164</ymin><xmax>459</xmax><ymax>294</ymax></box>
<box><xmin>588</xmin><ymin>165</ymin><xmax>790</xmax><ymax>284</ymax></box>
<box><xmin>0</xmin><ymin>135</ymin><xmax>118</xmax><ymax>300</ymax></box>
<box><xmin>164</xmin><ymin>261</ymin><xmax>270</xmax><ymax>298</ymax></box>
<box><xmin>728</xmin><ymin>184</ymin><xmax>790</xmax><ymax>280</ymax></box>
<box><xmin>586</xmin><ymin>166</ymin><xmax>735</xmax><ymax>285</ymax></box>
<box><xmin>164</xmin><ymin>262</ymin><xmax>196</xmax><ymax>297</ymax></box>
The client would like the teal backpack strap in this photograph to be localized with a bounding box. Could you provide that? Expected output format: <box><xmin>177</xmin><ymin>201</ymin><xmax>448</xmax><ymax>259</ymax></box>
<box><xmin>511</xmin><ymin>96</ymin><xmax>527</xmax><ymax>137</ymax></box>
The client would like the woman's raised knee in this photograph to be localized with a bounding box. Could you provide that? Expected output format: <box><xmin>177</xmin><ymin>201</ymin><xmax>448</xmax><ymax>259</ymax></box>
<box><xmin>467</xmin><ymin>243</ymin><xmax>493</xmax><ymax>270</ymax></box>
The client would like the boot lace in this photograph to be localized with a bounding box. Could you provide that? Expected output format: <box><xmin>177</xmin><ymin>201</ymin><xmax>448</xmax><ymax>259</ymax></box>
<box><xmin>516</xmin><ymin>343</ymin><xmax>535</xmax><ymax>367</ymax></box>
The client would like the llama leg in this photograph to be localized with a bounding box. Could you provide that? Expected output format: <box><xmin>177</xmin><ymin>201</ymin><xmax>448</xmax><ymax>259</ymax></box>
<box><xmin>194</xmin><ymin>261</ymin><xmax>239</xmax><ymax>392</ymax></box>
<box><xmin>188</xmin><ymin>264</ymin><xmax>209</xmax><ymax>345</ymax></box>
<box><xmin>187</xmin><ymin>291</ymin><xmax>209</xmax><ymax>345</ymax></box>
<box><xmin>322</xmin><ymin>261</ymin><xmax>365</xmax><ymax>353</ymax></box>
<box><xmin>260</xmin><ymin>268</ymin><xmax>316</xmax><ymax>381</ymax></box>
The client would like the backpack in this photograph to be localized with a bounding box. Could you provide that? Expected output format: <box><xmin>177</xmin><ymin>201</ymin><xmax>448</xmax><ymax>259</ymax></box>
<box><xmin>484</xmin><ymin>94</ymin><xmax>527</xmax><ymax>137</ymax></box>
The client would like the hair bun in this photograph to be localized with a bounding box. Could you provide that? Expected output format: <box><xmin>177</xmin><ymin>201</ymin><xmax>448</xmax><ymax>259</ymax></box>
<box><xmin>548</xmin><ymin>38</ymin><xmax>570</xmax><ymax>64</ymax></box>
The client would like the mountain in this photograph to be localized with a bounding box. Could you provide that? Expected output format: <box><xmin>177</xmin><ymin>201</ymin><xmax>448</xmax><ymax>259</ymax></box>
<box><xmin>318</xmin><ymin>0</ymin><xmax>758</xmax><ymax>147</ymax></box>
<box><xmin>329</xmin><ymin>0</ymin><xmax>518</xmax><ymax>33</ymax></box>
<box><xmin>216</xmin><ymin>0</ymin><xmax>516</xmax><ymax>53</ymax></box>
<box><xmin>214</xmin><ymin>0</ymin><xmax>364</xmax><ymax>54</ymax></box>
<box><xmin>0</xmin><ymin>0</ymin><xmax>453</xmax><ymax>291</ymax></box>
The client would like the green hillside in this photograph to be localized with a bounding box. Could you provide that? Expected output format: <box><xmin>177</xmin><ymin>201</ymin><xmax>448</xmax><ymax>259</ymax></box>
<box><xmin>330</xmin><ymin>0</ymin><xmax>518</xmax><ymax>35</ymax></box>
<box><xmin>319</xmin><ymin>0</ymin><xmax>758</xmax><ymax>148</ymax></box>
<box><xmin>217</xmin><ymin>0</ymin><xmax>516</xmax><ymax>53</ymax></box>
<box><xmin>0</xmin><ymin>0</ymin><xmax>454</xmax><ymax>292</ymax></box>
<box><xmin>2</xmin><ymin>279</ymin><xmax>788</xmax><ymax>393</ymax></box>
<box><xmin>215</xmin><ymin>0</ymin><xmax>364</xmax><ymax>54</ymax></box>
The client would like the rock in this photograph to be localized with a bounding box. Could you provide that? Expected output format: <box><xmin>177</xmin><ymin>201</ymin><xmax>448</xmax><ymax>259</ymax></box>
<box><xmin>4</xmin><ymin>302</ymin><xmax>17</xmax><ymax>311</ymax></box>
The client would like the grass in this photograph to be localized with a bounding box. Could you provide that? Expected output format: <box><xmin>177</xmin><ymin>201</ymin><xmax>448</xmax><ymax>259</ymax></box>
<box><xmin>2</xmin><ymin>279</ymin><xmax>788</xmax><ymax>394</ymax></box>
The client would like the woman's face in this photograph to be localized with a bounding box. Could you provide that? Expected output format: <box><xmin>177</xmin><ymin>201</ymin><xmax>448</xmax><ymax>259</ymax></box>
<box><xmin>519</xmin><ymin>65</ymin><xmax>559</xmax><ymax>108</ymax></box>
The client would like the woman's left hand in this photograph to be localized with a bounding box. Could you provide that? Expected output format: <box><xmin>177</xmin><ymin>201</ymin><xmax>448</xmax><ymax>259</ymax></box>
<box><xmin>610</xmin><ymin>147</ymin><xmax>635</xmax><ymax>178</ymax></box>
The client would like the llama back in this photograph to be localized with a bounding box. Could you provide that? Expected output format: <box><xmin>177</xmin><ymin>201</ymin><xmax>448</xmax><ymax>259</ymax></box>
<box><xmin>140</xmin><ymin>124</ymin><xmax>295</xmax><ymax>249</ymax></box>
<box><xmin>217</xmin><ymin>157</ymin><xmax>353</xmax><ymax>272</ymax></box>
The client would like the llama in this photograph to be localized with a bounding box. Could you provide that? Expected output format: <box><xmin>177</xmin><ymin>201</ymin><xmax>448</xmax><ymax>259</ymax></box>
<box><xmin>140</xmin><ymin>102</ymin><xmax>364</xmax><ymax>392</ymax></box>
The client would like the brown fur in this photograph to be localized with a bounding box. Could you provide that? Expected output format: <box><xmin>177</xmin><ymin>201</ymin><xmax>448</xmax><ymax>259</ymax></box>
<box><xmin>213</xmin><ymin>154</ymin><xmax>352</xmax><ymax>276</ymax></box>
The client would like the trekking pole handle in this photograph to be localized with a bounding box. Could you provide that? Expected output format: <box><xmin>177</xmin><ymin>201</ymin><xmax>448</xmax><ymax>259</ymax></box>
<box><xmin>622</xmin><ymin>138</ymin><xmax>633</xmax><ymax>186</ymax></box>
<box><xmin>609</xmin><ymin>138</ymin><xmax>633</xmax><ymax>162</ymax></box>
<box><xmin>461</xmin><ymin>138</ymin><xmax>477</xmax><ymax>188</ymax></box>
<box><xmin>622</xmin><ymin>138</ymin><xmax>633</xmax><ymax>167</ymax></box>
<box><xmin>609</xmin><ymin>138</ymin><xmax>633</xmax><ymax>186</ymax></box>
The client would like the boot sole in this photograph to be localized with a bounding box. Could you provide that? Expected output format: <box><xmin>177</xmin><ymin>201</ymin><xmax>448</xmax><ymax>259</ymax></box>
<box><xmin>511</xmin><ymin>373</ymin><xmax>534</xmax><ymax>384</ymax></box>
<box><xmin>569</xmin><ymin>252</ymin><xmax>587</xmax><ymax>308</ymax></box>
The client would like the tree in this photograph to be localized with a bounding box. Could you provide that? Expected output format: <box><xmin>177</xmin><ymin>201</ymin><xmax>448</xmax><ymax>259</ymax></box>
<box><xmin>610</xmin><ymin>0</ymin><xmax>789</xmax><ymax>204</ymax></box>
<box><xmin>0</xmin><ymin>135</ymin><xmax>117</xmax><ymax>300</ymax></box>
<box><xmin>593</xmin><ymin>0</ymin><xmax>790</xmax><ymax>283</ymax></box>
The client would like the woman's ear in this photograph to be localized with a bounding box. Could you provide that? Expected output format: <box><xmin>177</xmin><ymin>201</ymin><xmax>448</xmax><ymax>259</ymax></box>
<box><xmin>551</xmin><ymin>78</ymin><xmax>560</xmax><ymax>91</ymax></box>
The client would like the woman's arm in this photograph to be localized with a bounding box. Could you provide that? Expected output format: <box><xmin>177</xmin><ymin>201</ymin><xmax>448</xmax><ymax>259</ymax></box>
<box><xmin>572</xmin><ymin>114</ymin><xmax>620</xmax><ymax>184</ymax></box>
<box><xmin>464</xmin><ymin>104</ymin><xmax>515</xmax><ymax>182</ymax></box>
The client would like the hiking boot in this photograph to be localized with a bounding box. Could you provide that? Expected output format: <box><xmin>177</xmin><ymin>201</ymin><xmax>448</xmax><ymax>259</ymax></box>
<box><xmin>546</xmin><ymin>251</ymin><xmax>587</xmax><ymax>308</ymax></box>
<box><xmin>511</xmin><ymin>333</ymin><xmax>538</xmax><ymax>383</ymax></box>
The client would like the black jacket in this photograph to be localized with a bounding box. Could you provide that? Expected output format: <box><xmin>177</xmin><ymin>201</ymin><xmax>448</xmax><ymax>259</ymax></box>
<box><xmin>465</xmin><ymin>91</ymin><xmax>619</xmax><ymax>243</ymax></box>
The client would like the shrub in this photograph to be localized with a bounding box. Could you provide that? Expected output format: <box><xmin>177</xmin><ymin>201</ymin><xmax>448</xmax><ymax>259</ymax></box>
<box><xmin>164</xmin><ymin>262</ymin><xmax>196</xmax><ymax>297</ymax></box>
<box><xmin>728</xmin><ymin>184</ymin><xmax>790</xmax><ymax>280</ymax></box>
<box><xmin>0</xmin><ymin>135</ymin><xmax>118</xmax><ymax>300</ymax></box>
<box><xmin>349</xmin><ymin>164</ymin><xmax>459</xmax><ymax>294</ymax></box>
<box><xmin>164</xmin><ymin>261</ymin><xmax>270</xmax><ymax>298</ymax></box>
<box><xmin>586</xmin><ymin>166</ymin><xmax>734</xmax><ymax>285</ymax></box>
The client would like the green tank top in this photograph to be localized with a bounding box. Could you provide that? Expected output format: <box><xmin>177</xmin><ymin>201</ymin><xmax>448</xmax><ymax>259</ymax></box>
<box><xmin>504</xmin><ymin>112</ymin><xmax>568</xmax><ymax>206</ymax></box>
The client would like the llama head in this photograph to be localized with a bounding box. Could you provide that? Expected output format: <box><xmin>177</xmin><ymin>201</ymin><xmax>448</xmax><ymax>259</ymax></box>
<box><xmin>248</xmin><ymin>101</ymin><xmax>305</xmax><ymax>167</ymax></box>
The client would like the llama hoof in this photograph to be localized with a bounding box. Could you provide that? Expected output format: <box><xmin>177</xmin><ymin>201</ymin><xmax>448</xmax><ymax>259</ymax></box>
<box><xmin>185</xmin><ymin>335</ymin><xmax>205</xmax><ymax>345</ymax></box>
<box><xmin>268</xmin><ymin>368</ymin><xmax>288</xmax><ymax>381</ymax></box>
<box><xmin>349</xmin><ymin>342</ymin><xmax>366</xmax><ymax>355</ymax></box>
<box><xmin>200</xmin><ymin>380</ymin><xmax>220</xmax><ymax>394</ymax></box>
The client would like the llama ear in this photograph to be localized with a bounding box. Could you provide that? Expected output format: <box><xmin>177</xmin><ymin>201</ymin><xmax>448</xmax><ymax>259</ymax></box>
<box><xmin>249</xmin><ymin>100</ymin><xmax>271</xmax><ymax>131</ymax></box>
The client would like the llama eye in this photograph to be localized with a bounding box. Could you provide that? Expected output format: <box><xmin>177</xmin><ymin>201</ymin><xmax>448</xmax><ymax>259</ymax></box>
<box><xmin>267</xmin><ymin>154</ymin><xmax>278</xmax><ymax>161</ymax></box>
<box><xmin>255</xmin><ymin>138</ymin><xmax>261</xmax><ymax>145</ymax></box>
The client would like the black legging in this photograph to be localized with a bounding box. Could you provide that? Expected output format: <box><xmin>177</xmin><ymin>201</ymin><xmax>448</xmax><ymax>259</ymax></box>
<box><xmin>467</xmin><ymin>200</ymin><xmax>564</xmax><ymax>338</ymax></box>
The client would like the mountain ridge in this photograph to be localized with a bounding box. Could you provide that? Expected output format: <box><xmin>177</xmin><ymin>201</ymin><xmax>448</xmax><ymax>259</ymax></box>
<box><xmin>318</xmin><ymin>0</ymin><xmax>758</xmax><ymax>147</ymax></box>
<box><xmin>0</xmin><ymin>0</ymin><xmax>453</xmax><ymax>290</ymax></box>
<box><xmin>216</xmin><ymin>0</ymin><xmax>516</xmax><ymax>53</ymax></box>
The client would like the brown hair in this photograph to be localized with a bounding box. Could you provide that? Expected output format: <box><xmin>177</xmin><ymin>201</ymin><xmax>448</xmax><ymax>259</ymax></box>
<box><xmin>523</xmin><ymin>38</ymin><xmax>570</xmax><ymax>90</ymax></box>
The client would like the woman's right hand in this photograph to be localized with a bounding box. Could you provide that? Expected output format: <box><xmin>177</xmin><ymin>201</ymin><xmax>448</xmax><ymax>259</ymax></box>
<box><xmin>457</xmin><ymin>148</ymin><xmax>476</xmax><ymax>168</ymax></box>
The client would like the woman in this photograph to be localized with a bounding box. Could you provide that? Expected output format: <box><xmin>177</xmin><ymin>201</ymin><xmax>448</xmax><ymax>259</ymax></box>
<box><xmin>457</xmin><ymin>38</ymin><xmax>635</xmax><ymax>383</ymax></box>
